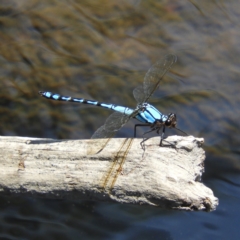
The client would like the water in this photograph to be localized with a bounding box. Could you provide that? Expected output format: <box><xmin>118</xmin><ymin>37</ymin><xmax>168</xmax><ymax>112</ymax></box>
<box><xmin>0</xmin><ymin>0</ymin><xmax>240</xmax><ymax>239</ymax></box>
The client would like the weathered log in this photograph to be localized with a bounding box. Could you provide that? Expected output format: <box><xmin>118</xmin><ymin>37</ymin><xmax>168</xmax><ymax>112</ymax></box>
<box><xmin>0</xmin><ymin>135</ymin><xmax>218</xmax><ymax>211</ymax></box>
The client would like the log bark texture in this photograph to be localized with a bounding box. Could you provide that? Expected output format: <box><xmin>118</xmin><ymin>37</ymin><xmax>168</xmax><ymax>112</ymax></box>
<box><xmin>0</xmin><ymin>135</ymin><xmax>218</xmax><ymax>211</ymax></box>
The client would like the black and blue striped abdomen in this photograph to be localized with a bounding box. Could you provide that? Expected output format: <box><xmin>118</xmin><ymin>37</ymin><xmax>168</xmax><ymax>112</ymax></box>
<box><xmin>39</xmin><ymin>91</ymin><xmax>135</xmax><ymax>116</ymax></box>
<box><xmin>39</xmin><ymin>92</ymin><xmax>168</xmax><ymax>125</ymax></box>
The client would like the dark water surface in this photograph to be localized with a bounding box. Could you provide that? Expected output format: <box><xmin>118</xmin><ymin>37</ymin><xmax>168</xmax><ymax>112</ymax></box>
<box><xmin>0</xmin><ymin>0</ymin><xmax>240</xmax><ymax>239</ymax></box>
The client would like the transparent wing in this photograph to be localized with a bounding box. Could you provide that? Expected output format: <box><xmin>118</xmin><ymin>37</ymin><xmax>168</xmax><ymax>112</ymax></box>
<box><xmin>133</xmin><ymin>53</ymin><xmax>177</xmax><ymax>104</ymax></box>
<box><xmin>91</xmin><ymin>112</ymin><xmax>131</xmax><ymax>138</ymax></box>
<box><xmin>87</xmin><ymin>111</ymin><xmax>135</xmax><ymax>154</ymax></box>
<box><xmin>133</xmin><ymin>85</ymin><xmax>145</xmax><ymax>104</ymax></box>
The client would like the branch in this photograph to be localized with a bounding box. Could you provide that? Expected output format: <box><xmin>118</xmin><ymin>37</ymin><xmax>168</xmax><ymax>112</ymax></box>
<box><xmin>0</xmin><ymin>135</ymin><xmax>218</xmax><ymax>211</ymax></box>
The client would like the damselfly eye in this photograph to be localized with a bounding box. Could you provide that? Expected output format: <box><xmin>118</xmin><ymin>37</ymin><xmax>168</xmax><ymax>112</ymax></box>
<box><xmin>166</xmin><ymin>113</ymin><xmax>177</xmax><ymax>127</ymax></box>
<box><xmin>165</xmin><ymin>120</ymin><xmax>171</xmax><ymax>126</ymax></box>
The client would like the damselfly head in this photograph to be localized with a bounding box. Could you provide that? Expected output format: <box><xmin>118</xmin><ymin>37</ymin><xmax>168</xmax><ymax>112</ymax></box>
<box><xmin>165</xmin><ymin>113</ymin><xmax>177</xmax><ymax>128</ymax></box>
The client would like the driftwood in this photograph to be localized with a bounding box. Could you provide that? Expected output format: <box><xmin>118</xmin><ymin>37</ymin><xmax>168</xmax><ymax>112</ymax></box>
<box><xmin>0</xmin><ymin>135</ymin><xmax>218</xmax><ymax>211</ymax></box>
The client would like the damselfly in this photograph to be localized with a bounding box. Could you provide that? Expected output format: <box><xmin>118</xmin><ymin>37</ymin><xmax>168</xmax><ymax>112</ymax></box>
<box><xmin>39</xmin><ymin>54</ymin><xmax>186</xmax><ymax>150</ymax></box>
